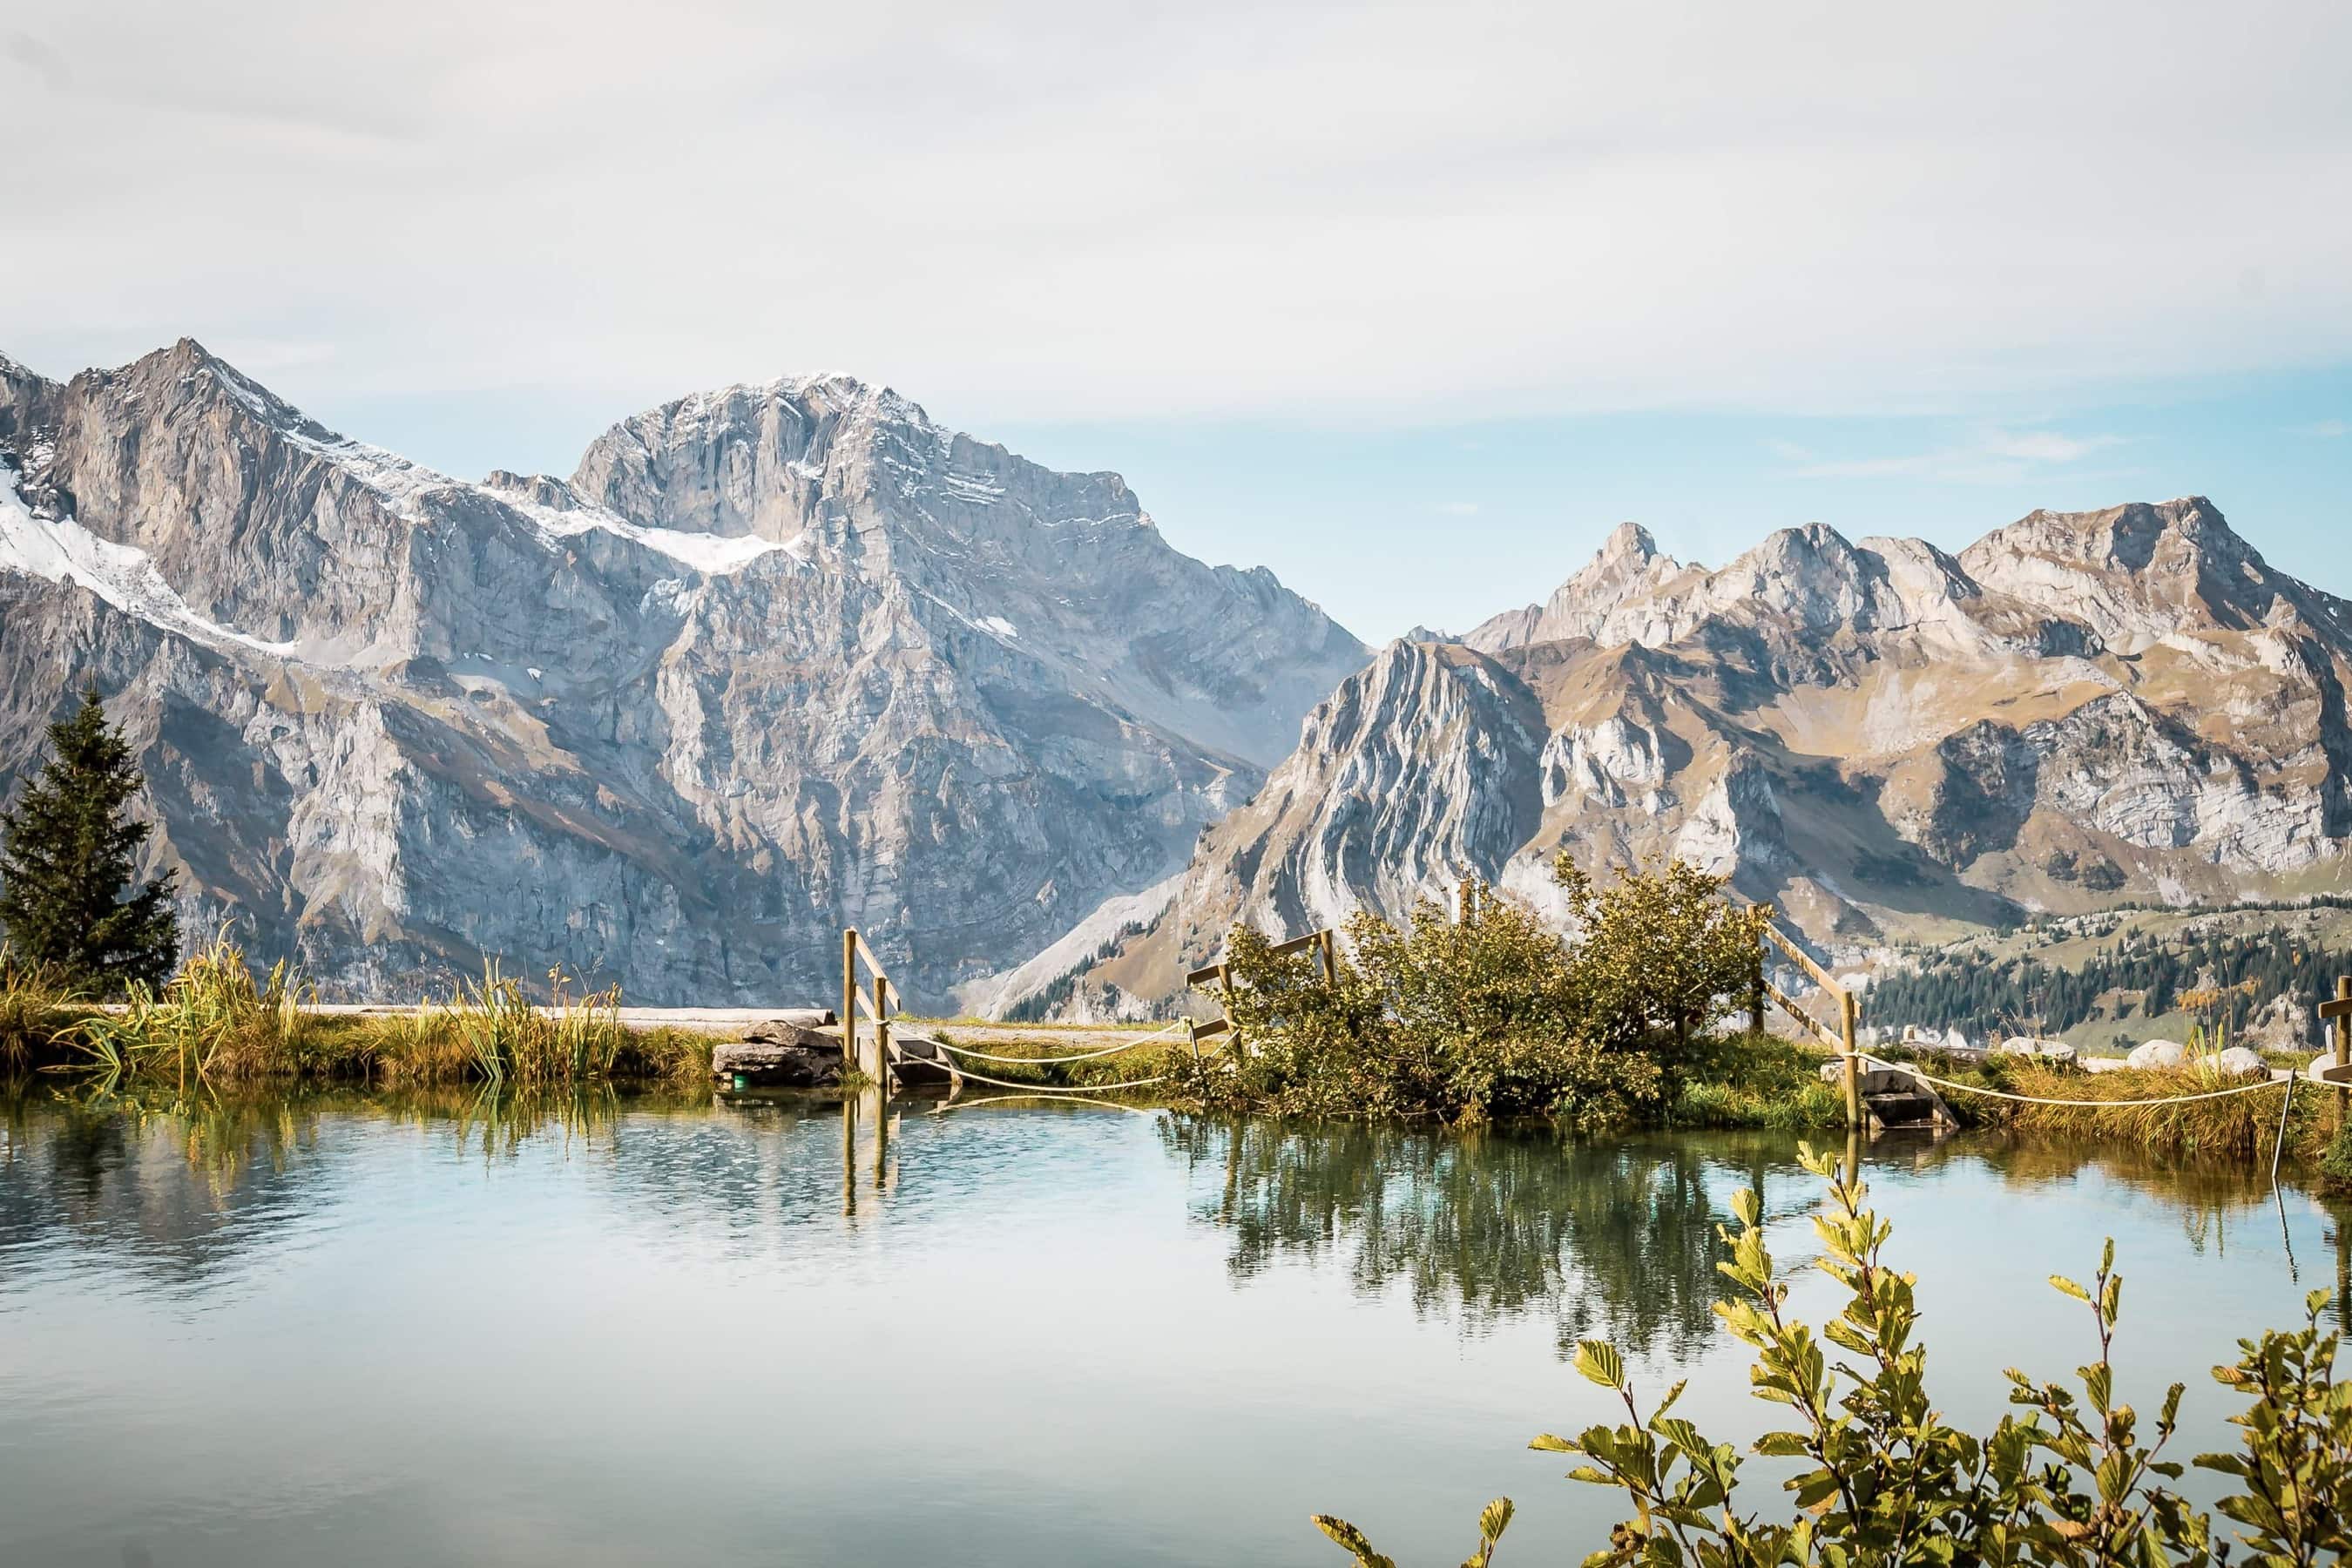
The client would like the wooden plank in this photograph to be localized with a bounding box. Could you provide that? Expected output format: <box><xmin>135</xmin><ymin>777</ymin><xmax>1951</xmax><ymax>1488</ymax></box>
<box><xmin>1267</xmin><ymin>930</ymin><xmax>1328</xmax><ymax>959</ymax></box>
<box><xmin>2319</xmin><ymin>997</ymin><xmax>2352</xmax><ymax>1021</ymax></box>
<box><xmin>1765</xmin><ymin>979</ymin><xmax>1839</xmax><ymax>1046</ymax></box>
<box><xmin>1761</xmin><ymin>923</ymin><xmax>1842</xmax><ymax>997</ymax></box>
<box><xmin>1189</xmin><ymin>1017</ymin><xmax>1232</xmax><ymax>1039</ymax></box>
<box><xmin>1186</xmin><ymin>962</ymin><xmax>1230</xmax><ymax>989</ymax></box>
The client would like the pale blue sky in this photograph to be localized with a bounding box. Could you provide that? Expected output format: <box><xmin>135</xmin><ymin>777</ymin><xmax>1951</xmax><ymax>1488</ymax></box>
<box><xmin>314</xmin><ymin>365</ymin><xmax>2350</xmax><ymax>644</ymax></box>
<box><xmin>4</xmin><ymin>0</ymin><xmax>2348</xmax><ymax>641</ymax></box>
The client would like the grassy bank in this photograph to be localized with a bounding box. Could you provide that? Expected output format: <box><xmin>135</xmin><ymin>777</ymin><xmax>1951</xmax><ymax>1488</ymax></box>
<box><xmin>2</xmin><ymin>939</ymin><xmax>711</xmax><ymax>1087</ymax></box>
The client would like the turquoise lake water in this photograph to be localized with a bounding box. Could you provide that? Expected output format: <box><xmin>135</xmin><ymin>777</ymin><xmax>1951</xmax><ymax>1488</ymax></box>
<box><xmin>1</xmin><ymin>1087</ymin><xmax>2342</xmax><ymax>1565</ymax></box>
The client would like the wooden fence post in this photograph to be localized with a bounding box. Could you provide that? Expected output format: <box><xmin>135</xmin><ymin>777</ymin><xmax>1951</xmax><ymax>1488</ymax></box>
<box><xmin>873</xmin><ymin>972</ymin><xmax>891</xmax><ymax>1100</ymax></box>
<box><xmin>1748</xmin><ymin>950</ymin><xmax>1765</xmax><ymax>1038</ymax></box>
<box><xmin>1457</xmin><ymin>877</ymin><xmax>1475</xmax><ymax>926</ymax></box>
<box><xmin>1319</xmin><ymin>929</ymin><xmax>1336</xmax><ymax>987</ymax></box>
<box><xmin>841</xmin><ymin>928</ymin><xmax>857</xmax><ymax>1082</ymax></box>
<box><xmin>2335</xmin><ymin>976</ymin><xmax>2350</xmax><ymax>1127</ymax></box>
<box><xmin>1841</xmin><ymin>988</ymin><xmax>1862</xmax><ymax>1133</ymax></box>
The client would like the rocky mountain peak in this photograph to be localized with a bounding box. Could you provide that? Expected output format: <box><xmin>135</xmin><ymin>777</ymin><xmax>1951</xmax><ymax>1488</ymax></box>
<box><xmin>1957</xmin><ymin>497</ymin><xmax>2331</xmax><ymax>651</ymax></box>
<box><xmin>1598</xmin><ymin>520</ymin><xmax>1658</xmax><ymax>562</ymax></box>
<box><xmin>0</xmin><ymin>340</ymin><xmax>1373</xmax><ymax>1009</ymax></box>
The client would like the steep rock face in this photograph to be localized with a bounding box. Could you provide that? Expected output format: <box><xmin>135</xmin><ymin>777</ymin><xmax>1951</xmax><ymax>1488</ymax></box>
<box><xmin>1078</xmin><ymin>498</ymin><xmax>2352</xmax><ymax>1008</ymax></box>
<box><xmin>0</xmin><ymin>341</ymin><xmax>1368</xmax><ymax>1007</ymax></box>
<box><xmin>1122</xmin><ymin>639</ymin><xmax>1547</xmax><ymax>977</ymax></box>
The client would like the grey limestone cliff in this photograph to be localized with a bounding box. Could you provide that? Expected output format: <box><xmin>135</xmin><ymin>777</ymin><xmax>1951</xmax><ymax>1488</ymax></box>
<box><xmin>0</xmin><ymin>341</ymin><xmax>1367</xmax><ymax>1007</ymax></box>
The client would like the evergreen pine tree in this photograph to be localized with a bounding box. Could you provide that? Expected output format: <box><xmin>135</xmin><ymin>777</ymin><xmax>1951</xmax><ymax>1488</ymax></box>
<box><xmin>0</xmin><ymin>685</ymin><xmax>179</xmax><ymax>993</ymax></box>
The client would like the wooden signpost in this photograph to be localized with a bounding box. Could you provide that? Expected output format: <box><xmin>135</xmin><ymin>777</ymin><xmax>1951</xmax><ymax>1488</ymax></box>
<box><xmin>2323</xmin><ymin>981</ymin><xmax>2352</xmax><ymax>1119</ymax></box>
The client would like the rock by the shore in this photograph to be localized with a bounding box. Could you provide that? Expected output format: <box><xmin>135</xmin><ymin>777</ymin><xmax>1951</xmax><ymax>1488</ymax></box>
<box><xmin>1996</xmin><ymin>1036</ymin><xmax>2077</xmax><ymax>1065</ymax></box>
<box><xmin>740</xmin><ymin>1017</ymin><xmax>842</xmax><ymax>1048</ymax></box>
<box><xmin>715</xmin><ymin>1023</ymin><xmax>845</xmax><ymax>1087</ymax></box>
<box><xmin>2127</xmin><ymin>1038</ymin><xmax>2187</xmax><ymax>1069</ymax></box>
<box><xmin>2200</xmin><ymin>1045</ymin><xmax>2268</xmax><ymax>1078</ymax></box>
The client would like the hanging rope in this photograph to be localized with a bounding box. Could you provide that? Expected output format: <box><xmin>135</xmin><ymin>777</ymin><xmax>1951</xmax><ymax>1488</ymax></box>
<box><xmin>928</xmin><ymin>1058</ymin><xmax>1172</xmax><ymax>1094</ymax></box>
<box><xmin>929</xmin><ymin>1092</ymin><xmax>1157</xmax><ymax>1118</ymax></box>
<box><xmin>1856</xmin><ymin>1051</ymin><xmax>2294</xmax><ymax>1108</ymax></box>
<box><xmin>929</xmin><ymin>1017</ymin><xmax>1186</xmax><ymax>1066</ymax></box>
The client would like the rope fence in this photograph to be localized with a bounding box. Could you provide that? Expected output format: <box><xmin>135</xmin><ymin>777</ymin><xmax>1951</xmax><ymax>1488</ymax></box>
<box><xmin>928</xmin><ymin>1017</ymin><xmax>1186</xmax><ymax>1066</ymax></box>
<box><xmin>1855</xmin><ymin>1051</ymin><xmax>2296</xmax><ymax>1110</ymax></box>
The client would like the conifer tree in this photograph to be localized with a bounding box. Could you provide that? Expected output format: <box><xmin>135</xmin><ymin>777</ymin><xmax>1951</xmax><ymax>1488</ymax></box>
<box><xmin>0</xmin><ymin>685</ymin><xmax>179</xmax><ymax>992</ymax></box>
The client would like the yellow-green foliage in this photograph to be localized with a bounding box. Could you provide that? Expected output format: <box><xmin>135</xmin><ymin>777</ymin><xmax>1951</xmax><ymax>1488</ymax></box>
<box><xmin>1553</xmin><ymin>856</ymin><xmax>1775</xmax><ymax>1060</ymax></box>
<box><xmin>1316</xmin><ymin>1146</ymin><xmax>2352</xmax><ymax>1565</ymax></box>
<box><xmin>1172</xmin><ymin>861</ymin><xmax>1772</xmax><ymax>1125</ymax></box>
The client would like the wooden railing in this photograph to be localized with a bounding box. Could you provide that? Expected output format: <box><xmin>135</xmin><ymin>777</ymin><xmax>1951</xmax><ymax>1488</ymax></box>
<box><xmin>1757</xmin><ymin>921</ymin><xmax>1862</xmax><ymax>1130</ymax></box>
<box><xmin>1185</xmin><ymin>926</ymin><xmax>1337</xmax><ymax>1058</ymax></box>
<box><xmin>841</xmin><ymin>927</ymin><xmax>902</xmax><ymax>1093</ymax></box>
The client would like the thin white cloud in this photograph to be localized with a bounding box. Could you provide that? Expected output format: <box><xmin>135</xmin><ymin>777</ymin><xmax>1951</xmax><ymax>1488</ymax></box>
<box><xmin>1436</xmin><ymin>501</ymin><xmax>1481</xmax><ymax>516</ymax></box>
<box><xmin>1786</xmin><ymin>428</ymin><xmax>2132</xmax><ymax>484</ymax></box>
<box><xmin>0</xmin><ymin>1</ymin><xmax>2347</xmax><ymax>430</ymax></box>
<box><xmin>2295</xmin><ymin>418</ymin><xmax>2348</xmax><ymax>438</ymax></box>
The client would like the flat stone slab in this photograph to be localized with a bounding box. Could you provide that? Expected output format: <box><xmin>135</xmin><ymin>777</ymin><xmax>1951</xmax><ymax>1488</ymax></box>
<box><xmin>714</xmin><ymin>1023</ymin><xmax>845</xmax><ymax>1087</ymax></box>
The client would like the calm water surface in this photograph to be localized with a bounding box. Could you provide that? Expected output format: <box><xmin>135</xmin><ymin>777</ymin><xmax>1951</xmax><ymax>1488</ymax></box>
<box><xmin>1</xmin><ymin>1086</ymin><xmax>2343</xmax><ymax>1566</ymax></box>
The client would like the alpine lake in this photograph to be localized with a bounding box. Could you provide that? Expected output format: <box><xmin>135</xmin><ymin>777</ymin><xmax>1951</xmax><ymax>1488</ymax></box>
<box><xmin>2</xmin><ymin>1084</ymin><xmax>2343</xmax><ymax>1566</ymax></box>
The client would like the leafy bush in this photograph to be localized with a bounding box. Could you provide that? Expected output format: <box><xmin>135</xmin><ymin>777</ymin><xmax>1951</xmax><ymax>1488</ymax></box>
<box><xmin>1170</xmin><ymin>861</ymin><xmax>1771</xmax><ymax>1125</ymax></box>
<box><xmin>1315</xmin><ymin>1146</ymin><xmax>2352</xmax><ymax>1565</ymax></box>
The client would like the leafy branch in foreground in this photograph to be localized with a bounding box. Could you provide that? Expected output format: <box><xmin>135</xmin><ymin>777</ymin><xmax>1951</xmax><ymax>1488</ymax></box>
<box><xmin>1315</xmin><ymin>1145</ymin><xmax>2352</xmax><ymax>1565</ymax></box>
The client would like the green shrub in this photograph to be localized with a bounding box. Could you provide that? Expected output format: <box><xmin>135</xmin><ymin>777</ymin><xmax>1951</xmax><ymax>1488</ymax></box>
<box><xmin>1171</xmin><ymin>861</ymin><xmax>1772</xmax><ymax>1125</ymax></box>
<box><xmin>1315</xmin><ymin>1146</ymin><xmax>2352</xmax><ymax>1565</ymax></box>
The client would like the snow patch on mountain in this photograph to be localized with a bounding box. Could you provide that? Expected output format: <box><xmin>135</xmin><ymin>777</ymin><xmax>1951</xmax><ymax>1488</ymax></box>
<box><xmin>0</xmin><ymin>464</ymin><xmax>299</xmax><ymax>657</ymax></box>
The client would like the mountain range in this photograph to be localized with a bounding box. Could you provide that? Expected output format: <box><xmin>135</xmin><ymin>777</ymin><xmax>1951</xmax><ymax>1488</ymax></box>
<box><xmin>3</xmin><ymin>341</ymin><xmax>2345</xmax><ymax>1017</ymax></box>
<box><xmin>1064</xmin><ymin>502</ymin><xmax>2352</xmax><ymax>1016</ymax></box>
<box><xmin>0</xmin><ymin>341</ymin><xmax>1363</xmax><ymax>1008</ymax></box>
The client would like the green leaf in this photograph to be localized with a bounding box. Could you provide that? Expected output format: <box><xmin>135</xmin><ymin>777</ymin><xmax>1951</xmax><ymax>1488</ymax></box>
<box><xmin>1312</xmin><ymin>1516</ymin><xmax>1397</xmax><ymax>1568</ymax></box>
<box><xmin>2049</xmin><ymin>1274</ymin><xmax>2092</xmax><ymax>1304</ymax></box>
<box><xmin>1575</xmin><ymin>1340</ymin><xmax>1626</xmax><ymax>1391</ymax></box>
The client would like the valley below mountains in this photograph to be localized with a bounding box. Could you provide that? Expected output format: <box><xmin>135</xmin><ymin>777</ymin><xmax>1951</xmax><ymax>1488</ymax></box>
<box><xmin>3</xmin><ymin>340</ymin><xmax>2346</xmax><ymax>1017</ymax></box>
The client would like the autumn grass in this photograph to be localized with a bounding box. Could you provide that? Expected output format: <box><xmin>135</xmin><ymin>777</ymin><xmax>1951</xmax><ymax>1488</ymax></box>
<box><xmin>21</xmin><ymin>938</ymin><xmax>711</xmax><ymax>1089</ymax></box>
<box><xmin>0</xmin><ymin>950</ymin><xmax>79</xmax><ymax>1073</ymax></box>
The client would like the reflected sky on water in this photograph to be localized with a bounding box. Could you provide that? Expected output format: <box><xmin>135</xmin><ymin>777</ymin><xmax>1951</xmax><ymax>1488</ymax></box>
<box><xmin>2</xmin><ymin>1085</ymin><xmax>2342</xmax><ymax>1566</ymax></box>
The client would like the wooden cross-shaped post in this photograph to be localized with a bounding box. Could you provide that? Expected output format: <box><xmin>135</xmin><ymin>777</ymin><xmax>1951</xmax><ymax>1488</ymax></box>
<box><xmin>2322</xmin><ymin>981</ymin><xmax>2352</xmax><ymax>1123</ymax></box>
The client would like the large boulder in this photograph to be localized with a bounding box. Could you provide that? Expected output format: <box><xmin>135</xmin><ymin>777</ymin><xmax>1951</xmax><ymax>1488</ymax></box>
<box><xmin>714</xmin><ymin>1022</ymin><xmax>844</xmax><ymax>1087</ymax></box>
<box><xmin>2126</xmin><ymin>1038</ymin><xmax>2187</xmax><ymax>1070</ymax></box>
<box><xmin>2200</xmin><ymin>1045</ymin><xmax>2268</xmax><ymax>1078</ymax></box>
<box><xmin>1996</xmin><ymin>1036</ymin><xmax>2077</xmax><ymax>1065</ymax></box>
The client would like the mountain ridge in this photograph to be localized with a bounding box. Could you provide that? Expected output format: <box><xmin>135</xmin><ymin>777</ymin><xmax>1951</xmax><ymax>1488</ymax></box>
<box><xmin>1049</xmin><ymin>497</ymin><xmax>2352</xmax><ymax>1019</ymax></box>
<box><xmin>0</xmin><ymin>339</ymin><xmax>1367</xmax><ymax>1007</ymax></box>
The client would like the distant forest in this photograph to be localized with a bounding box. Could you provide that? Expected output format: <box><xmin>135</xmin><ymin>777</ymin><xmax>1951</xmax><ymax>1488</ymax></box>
<box><xmin>1863</xmin><ymin>926</ymin><xmax>2352</xmax><ymax>1039</ymax></box>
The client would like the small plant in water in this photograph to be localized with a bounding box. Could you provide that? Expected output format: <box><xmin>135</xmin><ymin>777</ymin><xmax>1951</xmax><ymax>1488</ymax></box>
<box><xmin>1313</xmin><ymin>1144</ymin><xmax>2352</xmax><ymax>1565</ymax></box>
